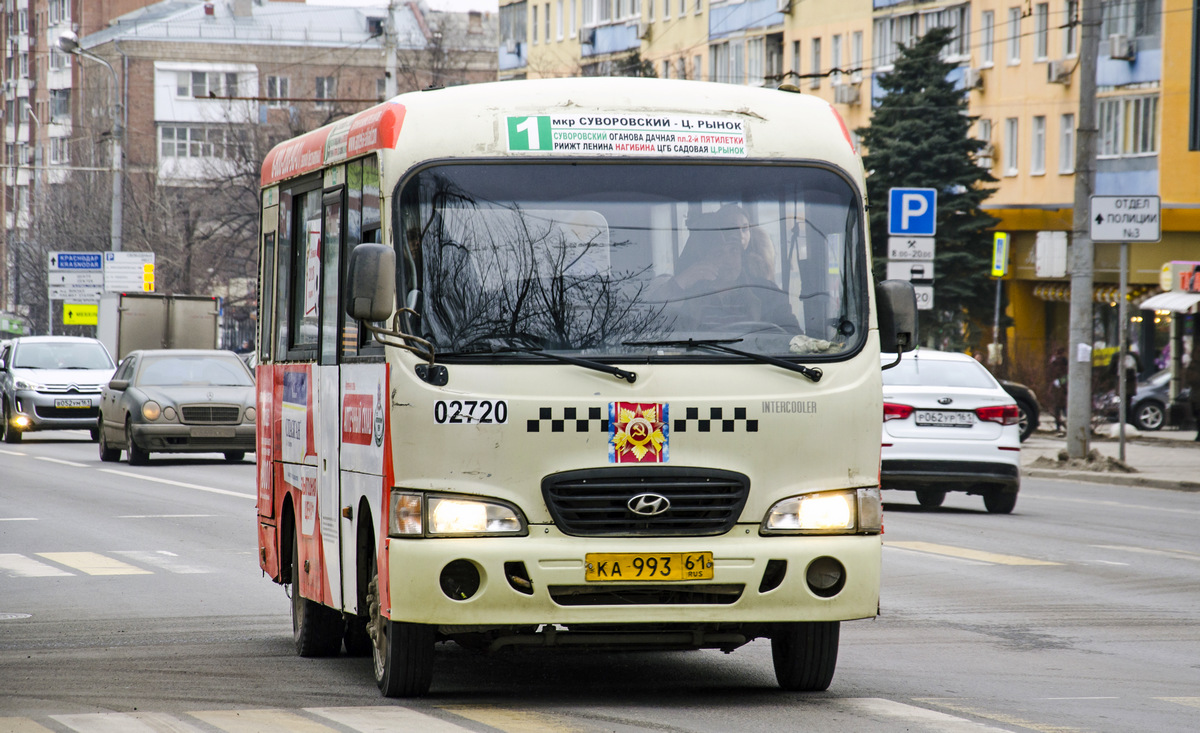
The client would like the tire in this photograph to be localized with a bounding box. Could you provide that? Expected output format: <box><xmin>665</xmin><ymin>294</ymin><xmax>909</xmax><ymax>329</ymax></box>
<box><xmin>368</xmin><ymin>558</ymin><xmax>434</xmax><ymax>697</ymax></box>
<box><xmin>915</xmin><ymin>489</ymin><xmax>946</xmax><ymax>508</ymax></box>
<box><xmin>771</xmin><ymin>621</ymin><xmax>840</xmax><ymax>692</ymax></box>
<box><xmin>1132</xmin><ymin>400</ymin><xmax>1165</xmax><ymax>431</ymax></box>
<box><xmin>983</xmin><ymin>490</ymin><xmax>1018</xmax><ymax>514</ymax></box>
<box><xmin>344</xmin><ymin>617</ymin><xmax>372</xmax><ymax>657</ymax></box>
<box><xmin>290</xmin><ymin>530</ymin><xmax>343</xmax><ymax>657</ymax></box>
<box><xmin>89</xmin><ymin>427</ymin><xmax>100</xmax><ymax>442</ymax></box>
<box><xmin>1015</xmin><ymin>398</ymin><xmax>1036</xmax><ymax>442</ymax></box>
<box><xmin>98</xmin><ymin>420</ymin><xmax>120</xmax><ymax>462</ymax></box>
<box><xmin>224</xmin><ymin>450</ymin><xmax>246</xmax><ymax>462</ymax></box>
<box><xmin>125</xmin><ymin>420</ymin><xmax>149</xmax><ymax>466</ymax></box>
<box><xmin>3</xmin><ymin>404</ymin><xmax>22</xmax><ymax>444</ymax></box>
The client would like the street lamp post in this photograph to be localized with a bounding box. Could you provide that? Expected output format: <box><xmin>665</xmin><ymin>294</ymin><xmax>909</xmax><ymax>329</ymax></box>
<box><xmin>57</xmin><ymin>31</ymin><xmax>122</xmax><ymax>253</ymax></box>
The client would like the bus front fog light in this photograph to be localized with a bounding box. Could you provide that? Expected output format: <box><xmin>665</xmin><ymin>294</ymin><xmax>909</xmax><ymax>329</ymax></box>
<box><xmin>440</xmin><ymin>559</ymin><xmax>481</xmax><ymax>600</ymax></box>
<box><xmin>806</xmin><ymin>556</ymin><xmax>846</xmax><ymax>597</ymax></box>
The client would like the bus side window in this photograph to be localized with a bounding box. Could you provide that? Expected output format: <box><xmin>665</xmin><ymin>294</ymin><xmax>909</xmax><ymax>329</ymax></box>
<box><xmin>357</xmin><ymin>157</ymin><xmax>384</xmax><ymax>353</ymax></box>
<box><xmin>342</xmin><ymin>161</ymin><xmax>363</xmax><ymax>358</ymax></box>
<box><xmin>291</xmin><ymin>189</ymin><xmax>322</xmax><ymax>355</ymax></box>
<box><xmin>274</xmin><ymin>190</ymin><xmax>292</xmax><ymax>359</ymax></box>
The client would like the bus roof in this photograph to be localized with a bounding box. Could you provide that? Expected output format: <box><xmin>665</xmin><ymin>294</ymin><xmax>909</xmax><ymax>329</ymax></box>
<box><xmin>259</xmin><ymin>78</ymin><xmax>860</xmax><ymax>189</ymax></box>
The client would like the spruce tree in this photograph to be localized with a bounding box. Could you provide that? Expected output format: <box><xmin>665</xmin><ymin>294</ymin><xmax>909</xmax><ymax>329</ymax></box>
<box><xmin>856</xmin><ymin>26</ymin><xmax>999</xmax><ymax>349</ymax></box>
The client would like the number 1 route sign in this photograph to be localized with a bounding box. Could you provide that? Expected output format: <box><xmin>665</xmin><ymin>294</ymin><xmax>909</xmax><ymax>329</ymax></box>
<box><xmin>888</xmin><ymin>188</ymin><xmax>937</xmax><ymax>237</ymax></box>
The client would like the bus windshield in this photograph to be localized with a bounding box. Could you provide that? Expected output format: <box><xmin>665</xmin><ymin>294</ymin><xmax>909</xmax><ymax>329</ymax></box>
<box><xmin>398</xmin><ymin>162</ymin><xmax>867</xmax><ymax>360</ymax></box>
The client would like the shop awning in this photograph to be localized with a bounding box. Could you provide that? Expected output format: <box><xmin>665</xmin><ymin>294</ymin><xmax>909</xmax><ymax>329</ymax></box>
<box><xmin>1139</xmin><ymin>291</ymin><xmax>1200</xmax><ymax>313</ymax></box>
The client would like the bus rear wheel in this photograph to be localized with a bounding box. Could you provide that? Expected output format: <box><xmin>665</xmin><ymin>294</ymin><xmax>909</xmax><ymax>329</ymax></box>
<box><xmin>290</xmin><ymin>530</ymin><xmax>343</xmax><ymax>657</ymax></box>
<box><xmin>367</xmin><ymin>568</ymin><xmax>434</xmax><ymax>697</ymax></box>
<box><xmin>771</xmin><ymin>621</ymin><xmax>840</xmax><ymax>692</ymax></box>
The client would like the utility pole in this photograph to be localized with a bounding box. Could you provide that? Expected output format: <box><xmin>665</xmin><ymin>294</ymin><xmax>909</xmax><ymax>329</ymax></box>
<box><xmin>384</xmin><ymin>1</ymin><xmax>399</xmax><ymax>99</ymax></box>
<box><xmin>1065</xmin><ymin>0</ymin><xmax>1102</xmax><ymax>460</ymax></box>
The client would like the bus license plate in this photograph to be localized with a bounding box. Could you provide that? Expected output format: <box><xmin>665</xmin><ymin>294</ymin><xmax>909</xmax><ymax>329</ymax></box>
<box><xmin>54</xmin><ymin>398</ymin><xmax>91</xmax><ymax>408</ymax></box>
<box><xmin>585</xmin><ymin>552</ymin><xmax>713</xmax><ymax>582</ymax></box>
<box><xmin>915</xmin><ymin>410</ymin><xmax>975</xmax><ymax>427</ymax></box>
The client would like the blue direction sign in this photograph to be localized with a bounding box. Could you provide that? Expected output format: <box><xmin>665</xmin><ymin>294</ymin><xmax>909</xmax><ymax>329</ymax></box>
<box><xmin>887</xmin><ymin>188</ymin><xmax>938</xmax><ymax>236</ymax></box>
<box><xmin>48</xmin><ymin>252</ymin><xmax>103</xmax><ymax>270</ymax></box>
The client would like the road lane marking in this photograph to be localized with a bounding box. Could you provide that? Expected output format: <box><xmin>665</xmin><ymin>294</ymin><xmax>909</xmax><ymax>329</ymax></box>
<box><xmin>0</xmin><ymin>449</ymin><xmax>27</xmax><ymax>456</ymax></box>
<box><xmin>0</xmin><ymin>553</ymin><xmax>73</xmax><ymax>577</ymax></box>
<box><xmin>52</xmin><ymin>711</ymin><xmax>205</xmax><ymax>732</ymax></box>
<box><xmin>1090</xmin><ymin>544</ymin><xmax>1200</xmax><ymax>561</ymax></box>
<box><xmin>842</xmin><ymin>698</ymin><xmax>1015</xmax><ymax>731</ymax></box>
<box><xmin>0</xmin><ymin>517</ymin><xmax>37</xmax><ymax>521</ymax></box>
<box><xmin>914</xmin><ymin>699</ymin><xmax>1088</xmax><ymax>733</ymax></box>
<box><xmin>886</xmin><ymin>541</ymin><xmax>1062</xmax><ymax>566</ymax></box>
<box><xmin>34</xmin><ymin>456</ymin><xmax>89</xmax><ymax>468</ymax></box>
<box><xmin>36</xmin><ymin>552</ymin><xmax>152</xmax><ymax>576</ymax></box>
<box><xmin>113</xmin><ymin>550</ymin><xmax>210</xmax><ymax>574</ymax></box>
<box><xmin>0</xmin><ymin>719</ymin><xmax>55</xmax><ymax>732</ymax></box>
<box><xmin>309</xmin><ymin>706</ymin><xmax>477</xmax><ymax>732</ymax></box>
<box><xmin>189</xmin><ymin>709</ymin><xmax>338</xmax><ymax>733</ymax></box>
<box><xmin>438</xmin><ymin>705</ymin><xmax>577</xmax><ymax>733</ymax></box>
<box><xmin>1157</xmin><ymin>697</ymin><xmax>1200</xmax><ymax>709</ymax></box>
<box><xmin>117</xmin><ymin>515</ymin><xmax>216</xmax><ymax>519</ymax></box>
<box><xmin>98</xmin><ymin>469</ymin><xmax>254</xmax><ymax>500</ymax></box>
<box><xmin>1025</xmin><ymin>494</ymin><xmax>1200</xmax><ymax>517</ymax></box>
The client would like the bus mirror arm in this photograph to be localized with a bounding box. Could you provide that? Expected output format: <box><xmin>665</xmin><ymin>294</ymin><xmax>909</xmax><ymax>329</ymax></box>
<box><xmin>876</xmin><ymin>280</ymin><xmax>918</xmax><ymax>370</ymax></box>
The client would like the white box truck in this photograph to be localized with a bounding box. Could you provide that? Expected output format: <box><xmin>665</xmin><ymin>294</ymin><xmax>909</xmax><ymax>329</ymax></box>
<box><xmin>97</xmin><ymin>293</ymin><xmax>220</xmax><ymax>361</ymax></box>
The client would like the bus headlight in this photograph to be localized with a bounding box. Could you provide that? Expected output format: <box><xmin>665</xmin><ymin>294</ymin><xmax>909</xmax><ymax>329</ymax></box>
<box><xmin>388</xmin><ymin>492</ymin><xmax>527</xmax><ymax>537</ymax></box>
<box><xmin>762</xmin><ymin>489</ymin><xmax>881</xmax><ymax>535</ymax></box>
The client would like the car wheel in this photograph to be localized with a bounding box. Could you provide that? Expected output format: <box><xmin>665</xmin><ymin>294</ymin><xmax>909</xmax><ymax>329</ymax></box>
<box><xmin>1132</xmin><ymin>400</ymin><xmax>1165</xmax><ymax>431</ymax></box>
<box><xmin>98</xmin><ymin>420</ymin><xmax>120</xmax><ymax>462</ymax></box>
<box><xmin>2</xmin><ymin>403</ymin><xmax>21</xmax><ymax>444</ymax></box>
<box><xmin>983</xmin><ymin>490</ymin><xmax>1018</xmax><ymax>514</ymax></box>
<box><xmin>1014</xmin><ymin>397</ymin><xmax>1036</xmax><ymax>442</ymax></box>
<box><xmin>224</xmin><ymin>450</ymin><xmax>246</xmax><ymax>462</ymax></box>
<box><xmin>771</xmin><ymin>621</ymin><xmax>840</xmax><ymax>692</ymax></box>
<box><xmin>916</xmin><ymin>489</ymin><xmax>946</xmax><ymax>508</ymax></box>
<box><xmin>125</xmin><ymin>419</ymin><xmax>150</xmax><ymax>466</ymax></box>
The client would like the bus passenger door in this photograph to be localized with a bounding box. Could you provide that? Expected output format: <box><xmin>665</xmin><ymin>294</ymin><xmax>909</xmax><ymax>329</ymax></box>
<box><xmin>316</xmin><ymin>186</ymin><xmax>345</xmax><ymax>611</ymax></box>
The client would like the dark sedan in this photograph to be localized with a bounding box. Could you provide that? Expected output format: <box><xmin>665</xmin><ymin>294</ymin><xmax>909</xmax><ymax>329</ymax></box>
<box><xmin>98</xmin><ymin>349</ymin><xmax>256</xmax><ymax>464</ymax></box>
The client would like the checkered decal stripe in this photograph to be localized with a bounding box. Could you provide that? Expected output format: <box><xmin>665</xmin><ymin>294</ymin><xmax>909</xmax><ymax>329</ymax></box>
<box><xmin>673</xmin><ymin>406</ymin><xmax>758</xmax><ymax>433</ymax></box>
<box><xmin>527</xmin><ymin>406</ymin><xmax>609</xmax><ymax>433</ymax></box>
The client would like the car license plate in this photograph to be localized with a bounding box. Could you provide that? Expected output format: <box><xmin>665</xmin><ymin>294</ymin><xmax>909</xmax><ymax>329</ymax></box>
<box><xmin>914</xmin><ymin>410</ymin><xmax>975</xmax><ymax>427</ymax></box>
<box><xmin>191</xmin><ymin>426</ymin><xmax>235</xmax><ymax>438</ymax></box>
<box><xmin>54</xmin><ymin>398</ymin><xmax>91</xmax><ymax>408</ymax></box>
<box><xmin>585</xmin><ymin>552</ymin><xmax>713</xmax><ymax>582</ymax></box>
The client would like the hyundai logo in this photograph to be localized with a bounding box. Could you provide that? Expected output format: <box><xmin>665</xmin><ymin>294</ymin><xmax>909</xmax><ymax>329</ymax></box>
<box><xmin>627</xmin><ymin>493</ymin><xmax>671</xmax><ymax>516</ymax></box>
<box><xmin>938</xmin><ymin>397</ymin><xmax>953</xmax><ymax>405</ymax></box>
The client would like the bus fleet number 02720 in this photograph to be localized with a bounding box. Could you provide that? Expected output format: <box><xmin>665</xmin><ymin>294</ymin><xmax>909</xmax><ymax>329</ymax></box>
<box><xmin>433</xmin><ymin>399</ymin><xmax>509</xmax><ymax>425</ymax></box>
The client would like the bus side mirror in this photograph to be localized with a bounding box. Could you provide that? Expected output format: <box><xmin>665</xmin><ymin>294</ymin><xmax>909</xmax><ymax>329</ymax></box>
<box><xmin>876</xmin><ymin>279</ymin><xmax>918</xmax><ymax>354</ymax></box>
<box><xmin>346</xmin><ymin>243</ymin><xmax>397</xmax><ymax>322</ymax></box>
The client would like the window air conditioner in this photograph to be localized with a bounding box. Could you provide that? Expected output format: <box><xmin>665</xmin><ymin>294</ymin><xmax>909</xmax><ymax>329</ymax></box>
<box><xmin>638</xmin><ymin>22</ymin><xmax>651</xmax><ymax>40</ymax></box>
<box><xmin>978</xmin><ymin>142</ymin><xmax>995</xmax><ymax>158</ymax></box>
<box><xmin>581</xmin><ymin>27</ymin><xmax>596</xmax><ymax>46</ymax></box>
<box><xmin>834</xmin><ymin>84</ymin><xmax>860</xmax><ymax>105</ymax></box>
<box><xmin>1047</xmin><ymin>59</ymin><xmax>1072</xmax><ymax>85</ymax></box>
<box><xmin>776</xmin><ymin>0</ymin><xmax>793</xmax><ymax>12</ymax></box>
<box><xmin>963</xmin><ymin>67</ymin><xmax>983</xmax><ymax>91</ymax></box>
<box><xmin>505</xmin><ymin>38</ymin><xmax>517</xmax><ymax>54</ymax></box>
<box><xmin>1109</xmin><ymin>34</ymin><xmax>1136</xmax><ymax>61</ymax></box>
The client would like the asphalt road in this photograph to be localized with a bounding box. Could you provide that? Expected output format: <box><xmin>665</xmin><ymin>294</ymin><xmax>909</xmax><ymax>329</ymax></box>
<box><xmin>2</xmin><ymin>434</ymin><xmax>1198</xmax><ymax>732</ymax></box>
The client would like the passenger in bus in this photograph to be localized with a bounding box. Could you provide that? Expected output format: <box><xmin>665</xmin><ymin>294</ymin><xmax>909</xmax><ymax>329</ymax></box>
<box><xmin>650</xmin><ymin>205</ymin><xmax>797</xmax><ymax>332</ymax></box>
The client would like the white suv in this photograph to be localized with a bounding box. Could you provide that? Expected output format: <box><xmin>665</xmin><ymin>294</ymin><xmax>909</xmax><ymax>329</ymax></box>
<box><xmin>0</xmin><ymin>336</ymin><xmax>116</xmax><ymax>443</ymax></box>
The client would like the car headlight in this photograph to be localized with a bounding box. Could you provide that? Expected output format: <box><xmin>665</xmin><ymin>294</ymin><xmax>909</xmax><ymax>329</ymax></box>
<box><xmin>762</xmin><ymin>488</ymin><xmax>882</xmax><ymax>535</ymax></box>
<box><xmin>388</xmin><ymin>491</ymin><xmax>526</xmax><ymax>537</ymax></box>
<box><xmin>14</xmin><ymin>378</ymin><xmax>43</xmax><ymax>391</ymax></box>
<box><xmin>244</xmin><ymin>406</ymin><xmax>256</xmax><ymax>423</ymax></box>
<box><xmin>141</xmin><ymin>401</ymin><xmax>162</xmax><ymax>421</ymax></box>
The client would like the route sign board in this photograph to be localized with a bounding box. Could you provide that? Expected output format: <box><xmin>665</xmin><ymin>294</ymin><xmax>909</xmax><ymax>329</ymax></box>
<box><xmin>63</xmin><ymin>303</ymin><xmax>99</xmax><ymax>325</ymax></box>
<box><xmin>48</xmin><ymin>252</ymin><xmax>103</xmax><ymax>271</ymax></box>
<box><xmin>49</xmin><ymin>287</ymin><xmax>104</xmax><ymax>301</ymax></box>
<box><xmin>48</xmin><ymin>271</ymin><xmax>105</xmax><ymax>288</ymax></box>
<box><xmin>104</xmin><ymin>251</ymin><xmax>156</xmax><ymax>292</ymax></box>
<box><xmin>1089</xmin><ymin>195</ymin><xmax>1161</xmax><ymax>243</ymax></box>
<box><xmin>887</xmin><ymin>236</ymin><xmax>936</xmax><ymax>261</ymax></box>
<box><xmin>888</xmin><ymin>188</ymin><xmax>937</xmax><ymax>236</ymax></box>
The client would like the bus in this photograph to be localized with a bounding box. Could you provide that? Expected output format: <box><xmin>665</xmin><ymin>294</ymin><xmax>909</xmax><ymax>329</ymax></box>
<box><xmin>255</xmin><ymin>77</ymin><xmax>916</xmax><ymax>697</ymax></box>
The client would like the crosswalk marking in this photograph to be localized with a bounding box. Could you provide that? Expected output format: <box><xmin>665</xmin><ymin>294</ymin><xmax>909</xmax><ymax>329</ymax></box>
<box><xmin>0</xmin><ymin>553</ymin><xmax>73</xmax><ymax>577</ymax></box>
<box><xmin>886</xmin><ymin>541</ymin><xmax>1061</xmax><ymax>566</ymax></box>
<box><xmin>914</xmin><ymin>698</ymin><xmax>1088</xmax><ymax>733</ymax></box>
<box><xmin>189</xmin><ymin>709</ymin><xmax>340</xmax><ymax>733</ymax></box>
<box><xmin>309</xmin><ymin>706</ymin><xmax>477</xmax><ymax>732</ymax></box>
<box><xmin>841</xmin><ymin>698</ymin><xmax>1014</xmax><ymax>731</ymax></box>
<box><xmin>113</xmin><ymin>550</ymin><xmax>210</xmax><ymax>574</ymax></box>
<box><xmin>438</xmin><ymin>706</ymin><xmax>575</xmax><ymax>733</ymax></box>
<box><xmin>0</xmin><ymin>718</ymin><xmax>55</xmax><ymax>732</ymax></box>
<box><xmin>36</xmin><ymin>552</ymin><xmax>153</xmax><ymax>576</ymax></box>
<box><xmin>52</xmin><ymin>711</ymin><xmax>205</xmax><ymax>733</ymax></box>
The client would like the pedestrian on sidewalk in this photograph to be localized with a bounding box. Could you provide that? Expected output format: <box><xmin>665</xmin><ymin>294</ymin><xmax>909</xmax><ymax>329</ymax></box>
<box><xmin>1049</xmin><ymin>348</ymin><xmax>1068</xmax><ymax>433</ymax></box>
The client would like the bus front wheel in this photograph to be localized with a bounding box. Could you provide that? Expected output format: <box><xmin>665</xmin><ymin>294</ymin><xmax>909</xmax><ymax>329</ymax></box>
<box><xmin>771</xmin><ymin>621</ymin><xmax>840</xmax><ymax>692</ymax></box>
<box><xmin>367</xmin><ymin>570</ymin><xmax>434</xmax><ymax>697</ymax></box>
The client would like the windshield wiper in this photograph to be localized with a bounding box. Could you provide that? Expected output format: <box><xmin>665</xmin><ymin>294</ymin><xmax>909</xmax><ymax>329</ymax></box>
<box><xmin>624</xmin><ymin>338</ymin><xmax>823</xmax><ymax>383</ymax></box>
<box><xmin>443</xmin><ymin>347</ymin><xmax>637</xmax><ymax>384</ymax></box>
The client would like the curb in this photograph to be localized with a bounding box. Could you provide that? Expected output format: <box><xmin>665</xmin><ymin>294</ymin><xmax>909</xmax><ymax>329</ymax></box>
<box><xmin>1023</xmin><ymin>468</ymin><xmax>1200</xmax><ymax>492</ymax></box>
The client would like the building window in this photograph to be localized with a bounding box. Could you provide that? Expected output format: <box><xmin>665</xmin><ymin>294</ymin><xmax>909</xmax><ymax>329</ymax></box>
<box><xmin>748</xmin><ymin>37</ymin><xmax>764</xmax><ymax>86</ymax></box>
<box><xmin>662</xmin><ymin>60</ymin><xmax>670</xmax><ymax>78</ymax></box>
<box><xmin>49</xmin><ymin>89</ymin><xmax>70</xmax><ymax>120</ymax></box>
<box><xmin>851</xmin><ymin>31</ymin><xmax>863</xmax><ymax>81</ymax></box>
<box><xmin>1031</xmin><ymin>115</ymin><xmax>1046</xmax><ymax>174</ymax></box>
<box><xmin>677</xmin><ymin>57</ymin><xmax>687</xmax><ymax>79</ymax></box>
<box><xmin>810</xmin><ymin>37</ymin><xmax>821</xmax><ymax>89</ymax></box>
<box><xmin>1034</xmin><ymin>3</ymin><xmax>1049</xmax><ymax>60</ymax></box>
<box><xmin>50</xmin><ymin>137</ymin><xmax>69</xmax><ymax>165</ymax></box>
<box><xmin>571</xmin><ymin>0</ymin><xmax>577</xmax><ymax>36</ymax></box>
<box><xmin>501</xmin><ymin>1</ymin><xmax>529</xmax><ymax>47</ymax></box>
<box><xmin>830</xmin><ymin>34</ymin><xmax>842</xmax><ymax>85</ymax></box>
<box><xmin>923</xmin><ymin>4</ymin><xmax>969</xmax><ymax>59</ymax></box>
<box><xmin>1007</xmin><ymin>7</ymin><xmax>1021</xmax><ymax>64</ymax></box>
<box><xmin>647</xmin><ymin>0</ymin><xmax>653</xmax><ymax>21</ymax></box>
<box><xmin>267</xmin><ymin>76</ymin><xmax>290</xmax><ymax>107</ymax></box>
<box><xmin>693</xmin><ymin>53</ymin><xmax>702</xmax><ymax>79</ymax></box>
<box><xmin>976</xmin><ymin>118</ymin><xmax>994</xmax><ymax>169</ymax></box>
<box><xmin>1101</xmin><ymin>0</ymin><xmax>1160</xmax><ymax>39</ymax></box>
<box><xmin>49</xmin><ymin>0</ymin><xmax>71</xmax><ymax>25</ymax></box>
<box><xmin>1064</xmin><ymin>0</ymin><xmax>1078</xmax><ymax>56</ymax></box>
<box><xmin>1003</xmin><ymin>117</ymin><xmax>1019</xmax><ymax>176</ymax></box>
<box><xmin>1059</xmin><ymin>113</ymin><xmax>1075</xmax><ymax>173</ymax></box>
<box><xmin>545</xmin><ymin>3</ymin><xmax>550</xmax><ymax>41</ymax></box>
<box><xmin>663</xmin><ymin>0</ymin><xmax>670</xmax><ymax>19</ymax></box>
<box><xmin>1098</xmin><ymin>95</ymin><xmax>1159</xmax><ymax>157</ymax></box>
<box><xmin>532</xmin><ymin>5</ymin><xmax>539</xmax><ymax>42</ymax></box>
<box><xmin>315</xmin><ymin>76</ymin><xmax>336</xmax><ymax>108</ymax></box>
<box><xmin>980</xmin><ymin>11</ymin><xmax>994</xmax><ymax>65</ymax></box>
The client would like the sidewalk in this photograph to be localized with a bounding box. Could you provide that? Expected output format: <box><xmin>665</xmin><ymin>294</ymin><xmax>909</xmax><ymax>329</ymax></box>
<box><xmin>1022</xmin><ymin>419</ymin><xmax>1200</xmax><ymax>491</ymax></box>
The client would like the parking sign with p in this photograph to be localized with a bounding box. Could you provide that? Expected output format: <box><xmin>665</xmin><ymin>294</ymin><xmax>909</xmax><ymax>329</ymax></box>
<box><xmin>888</xmin><ymin>188</ymin><xmax>937</xmax><ymax>237</ymax></box>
